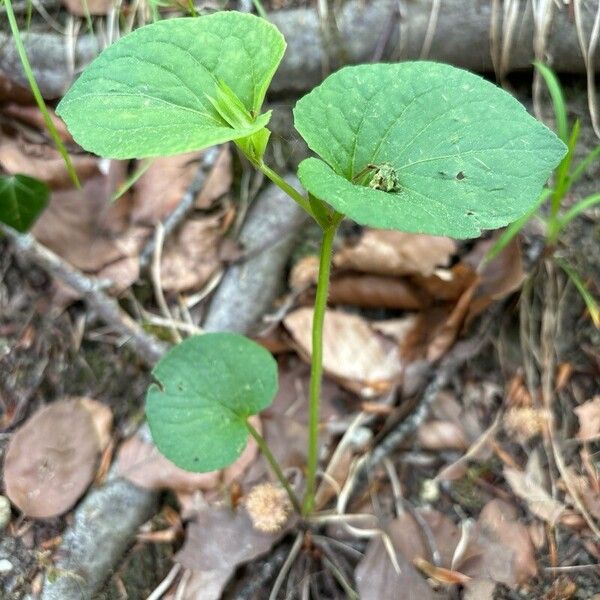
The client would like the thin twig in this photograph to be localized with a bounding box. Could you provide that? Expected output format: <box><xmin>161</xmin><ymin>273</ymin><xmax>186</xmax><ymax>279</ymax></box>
<box><xmin>1</xmin><ymin>225</ymin><xmax>167</xmax><ymax>367</ymax></box>
<box><xmin>139</xmin><ymin>146</ymin><xmax>221</xmax><ymax>271</ymax></box>
<box><xmin>269</xmin><ymin>531</ymin><xmax>304</xmax><ymax>600</ymax></box>
<box><xmin>147</xmin><ymin>564</ymin><xmax>181</xmax><ymax>600</ymax></box>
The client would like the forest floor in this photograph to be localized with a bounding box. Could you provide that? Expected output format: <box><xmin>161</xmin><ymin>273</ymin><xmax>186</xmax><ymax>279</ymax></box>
<box><xmin>0</xmin><ymin>2</ymin><xmax>599</xmax><ymax>599</ymax></box>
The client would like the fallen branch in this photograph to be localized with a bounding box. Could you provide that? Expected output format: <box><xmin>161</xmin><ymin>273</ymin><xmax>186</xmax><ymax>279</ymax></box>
<box><xmin>2</xmin><ymin>1</ymin><xmax>600</xmax><ymax>100</ymax></box>
<box><xmin>0</xmin><ymin>224</ymin><xmax>167</xmax><ymax>366</ymax></box>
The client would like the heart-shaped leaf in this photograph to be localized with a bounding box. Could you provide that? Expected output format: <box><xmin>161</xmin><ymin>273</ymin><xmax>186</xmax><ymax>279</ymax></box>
<box><xmin>146</xmin><ymin>333</ymin><xmax>278</xmax><ymax>472</ymax></box>
<box><xmin>0</xmin><ymin>174</ymin><xmax>49</xmax><ymax>232</ymax></box>
<box><xmin>57</xmin><ymin>12</ymin><xmax>285</xmax><ymax>159</ymax></box>
<box><xmin>294</xmin><ymin>62</ymin><xmax>566</xmax><ymax>238</ymax></box>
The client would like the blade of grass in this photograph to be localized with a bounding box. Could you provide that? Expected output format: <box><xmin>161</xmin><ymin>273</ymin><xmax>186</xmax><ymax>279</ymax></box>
<box><xmin>557</xmin><ymin>192</ymin><xmax>600</xmax><ymax>230</ymax></box>
<box><xmin>3</xmin><ymin>0</ymin><xmax>80</xmax><ymax>188</ymax></box>
<box><xmin>550</xmin><ymin>120</ymin><xmax>580</xmax><ymax>222</ymax></box>
<box><xmin>252</xmin><ymin>0</ymin><xmax>268</xmax><ymax>19</ymax></box>
<box><xmin>484</xmin><ymin>188</ymin><xmax>551</xmax><ymax>263</ymax></box>
<box><xmin>534</xmin><ymin>61</ymin><xmax>569</xmax><ymax>143</ymax></box>
<box><xmin>569</xmin><ymin>143</ymin><xmax>600</xmax><ymax>186</ymax></box>
<box><xmin>110</xmin><ymin>158</ymin><xmax>154</xmax><ymax>203</ymax></box>
<box><xmin>557</xmin><ymin>259</ymin><xmax>600</xmax><ymax>328</ymax></box>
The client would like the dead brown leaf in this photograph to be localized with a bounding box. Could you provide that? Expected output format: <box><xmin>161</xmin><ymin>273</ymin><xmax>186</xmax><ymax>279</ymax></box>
<box><xmin>459</xmin><ymin>499</ymin><xmax>538</xmax><ymax>585</ymax></box>
<box><xmin>4</xmin><ymin>398</ymin><xmax>105</xmax><ymax>518</ymax></box>
<box><xmin>175</xmin><ymin>504</ymin><xmax>293</xmax><ymax>598</ymax></box>
<box><xmin>159</xmin><ymin>216</ymin><xmax>223</xmax><ymax>293</ymax></box>
<box><xmin>417</xmin><ymin>420</ymin><xmax>468</xmax><ymax>450</ymax></box>
<box><xmin>334</xmin><ymin>229</ymin><xmax>456</xmax><ymax>277</ymax></box>
<box><xmin>504</xmin><ymin>455</ymin><xmax>566</xmax><ymax>525</ymax></box>
<box><xmin>284</xmin><ymin>308</ymin><xmax>402</xmax><ymax>393</ymax></box>
<box><xmin>0</xmin><ymin>138</ymin><xmax>99</xmax><ymax>189</ymax></box>
<box><xmin>3</xmin><ymin>103</ymin><xmax>72</xmax><ymax>142</ymax></box>
<box><xmin>131</xmin><ymin>147</ymin><xmax>231</xmax><ymax>225</ymax></box>
<box><xmin>355</xmin><ymin>520</ymin><xmax>437</xmax><ymax>600</ymax></box>
<box><xmin>413</xmin><ymin>557</ymin><xmax>472</xmax><ymax>585</ymax></box>
<box><xmin>116</xmin><ymin>417</ymin><xmax>260</xmax><ymax>493</ymax></box>
<box><xmin>329</xmin><ymin>274</ymin><xmax>427</xmax><ymax>310</ymax></box>
<box><xmin>574</xmin><ymin>396</ymin><xmax>600</xmax><ymax>442</ymax></box>
<box><xmin>62</xmin><ymin>0</ymin><xmax>114</xmax><ymax>15</ymax></box>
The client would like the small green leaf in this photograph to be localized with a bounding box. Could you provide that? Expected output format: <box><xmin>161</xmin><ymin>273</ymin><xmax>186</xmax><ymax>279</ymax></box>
<box><xmin>294</xmin><ymin>62</ymin><xmax>566</xmax><ymax>239</ymax></box>
<box><xmin>57</xmin><ymin>12</ymin><xmax>285</xmax><ymax>159</ymax></box>
<box><xmin>146</xmin><ymin>333</ymin><xmax>278</xmax><ymax>472</ymax></box>
<box><xmin>0</xmin><ymin>174</ymin><xmax>49</xmax><ymax>232</ymax></box>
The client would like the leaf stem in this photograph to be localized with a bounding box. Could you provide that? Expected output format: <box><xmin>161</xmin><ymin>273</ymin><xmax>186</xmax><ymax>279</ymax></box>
<box><xmin>257</xmin><ymin>162</ymin><xmax>329</xmax><ymax>228</ymax></box>
<box><xmin>3</xmin><ymin>0</ymin><xmax>80</xmax><ymax>188</ymax></box>
<box><xmin>246</xmin><ymin>419</ymin><xmax>302</xmax><ymax>515</ymax></box>
<box><xmin>302</xmin><ymin>220</ymin><xmax>339</xmax><ymax>514</ymax></box>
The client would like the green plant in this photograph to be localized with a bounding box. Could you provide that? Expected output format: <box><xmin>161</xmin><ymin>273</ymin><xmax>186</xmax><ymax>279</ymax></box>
<box><xmin>487</xmin><ymin>62</ymin><xmax>600</xmax><ymax>326</ymax></box>
<box><xmin>56</xmin><ymin>11</ymin><xmax>566</xmax><ymax>515</ymax></box>
<box><xmin>0</xmin><ymin>174</ymin><xmax>49</xmax><ymax>232</ymax></box>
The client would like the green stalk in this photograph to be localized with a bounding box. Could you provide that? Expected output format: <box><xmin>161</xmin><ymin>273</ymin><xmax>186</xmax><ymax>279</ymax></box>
<box><xmin>257</xmin><ymin>162</ymin><xmax>329</xmax><ymax>229</ymax></box>
<box><xmin>246</xmin><ymin>419</ymin><xmax>302</xmax><ymax>514</ymax></box>
<box><xmin>3</xmin><ymin>0</ymin><xmax>80</xmax><ymax>187</ymax></box>
<box><xmin>303</xmin><ymin>222</ymin><xmax>338</xmax><ymax>514</ymax></box>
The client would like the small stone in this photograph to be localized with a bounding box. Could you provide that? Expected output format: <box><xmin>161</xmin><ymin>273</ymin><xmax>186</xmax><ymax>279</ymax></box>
<box><xmin>0</xmin><ymin>495</ymin><xmax>11</xmax><ymax>530</ymax></box>
<box><xmin>420</xmin><ymin>478</ymin><xmax>440</xmax><ymax>503</ymax></box>
<box><xmin>0</xmin><ymin>558</ymin><xmax>14</xmax><ymax>573</ymax></box>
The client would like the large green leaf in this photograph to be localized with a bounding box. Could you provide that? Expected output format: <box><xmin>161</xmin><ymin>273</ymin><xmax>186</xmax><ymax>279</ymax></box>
<box><xmin>146</xmin><ymin>333</ymin><xmax>278</xmax><ymax>472</ymax></box>
<box><xmin>0</xmin><ymin>174</ymin><xmax>49</xmax><ymax>232</ymax></box>
<box><xmin>57</xmin><ymin>12</ymin><xmax>285</xmax><ymax>159</ymax></box>
<box><xmin>294</xmin><ymin>62</ymin><xmax>566</xmax><ymax>238</ymax></box>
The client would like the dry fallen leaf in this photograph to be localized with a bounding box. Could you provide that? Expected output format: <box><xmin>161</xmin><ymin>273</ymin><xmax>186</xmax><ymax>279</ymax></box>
<box><xmin>3</xmin><ymin>103</ymin><xmax>72</xmax><ymax>142</ymax></box>
<box><xmin>284</xmin><ymin>308</ymin><xmax>402</xmax><ymax>393</ymax></box>
<box><xmin>334</xmin><ymin>229</ymin><xmax>456</xmax><ymax>277</ymax></box>
<box><xmin>504</xmin><ymin>458</ymin><xmax>566</xmax><ymax>525</ymax></box>
<box><xmin>131</xmin><ymin>147</ymin><xmax>231</xmax><ymax>225</ymax></box>
<box><xmin>62</xmin><ymin>0</ymin><xmax>114</xmax><ymax>15</ymax></box>
<box><xmin>175</xmin><ymin>504</ymin><xmax>293</xmax><ymax>599</ymax></box>
<box><xmin>417</xmin><ymin>420</ymin><xmax>468</xmax><ymax>450</ymax></box>
<box><xmin>159</xmin><ymin>216</ymin><xmax>223</xmax><ymax>293</ymax></box>
<box><xmin>0</xmin><ymin>138</ymin><xmax>99</xmax><ymax>189</ymax></box>
<box><xmin>4</xmin><ymin>398</ymin><xmax>108</xmax><ymax>518</ymax></box>
<box><xmin>116</xmin><ymin>417</ymin><xmax>260</xmax><ymax>493</ymax></box>
<box><xmin>574</xmin><ymin>396</ymin><xmax>600</xmax><ymax>442</ymax></box>
<box><xmin>460</xmin><ymin>499</ymin><xmax>538</xmax><ymax>586</ymax></box>
<box><xmin>355</xmin><ymin>519</ymin><xmax>437</xmax><ymax>600</ymax></box>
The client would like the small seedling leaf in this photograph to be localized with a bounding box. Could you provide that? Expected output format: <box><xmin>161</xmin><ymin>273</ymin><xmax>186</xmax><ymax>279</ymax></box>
<box><xmin>0</xmin><ymin>174</ymin><xmax>49</xmax><ymax>232</ymax></box>
<box><xmin>57</xmin><ymin>12</ymin><xmax>285</xmax><ymax>158</ymax></box>
<box><xmin>146</xmin><ymin>333</ymin><xmax>278</xmax><ymax>472</ymax></box>
<box><xmin>294</xmin><ymin>62</ymin><xmax>566</xmax><ymax>239</ymax></box>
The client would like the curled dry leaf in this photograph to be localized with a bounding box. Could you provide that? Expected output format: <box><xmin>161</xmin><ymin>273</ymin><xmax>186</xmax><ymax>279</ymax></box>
<box><xmin>284</xmin><ymin>308</ymin><xmax>402</xmax><ymax>393</ymax></box>
<box><xmin>116</xmin><ymin>417</ymin><xmax>260</xmax><ymax>493</ymax></box>
<box><xmin>329</xmin><ymin>274</ymin><xmax>426</xmax><ymax>310</ymax></box>
<box><xmin>574</xmin><ymin>396</ymin><xmax>600</xmax><ymax>442</ymax></box>
<box><xmin>3</xmin><ymin>103</ymin><xmax>73</xmax><ymax>142</ymax></box>
<box><xmin>3</xmin><ymin>398</ymin><xmax>109</xmax><ymax>518</ymax></box>
<box><xmin>159</xmin><ymin>216</ymin><xmax>223</xmax><ymax>293</ymax></box>
<box><xmin>334</xmin><ymin>229</ymin><xmax>456</xmax><ymax>277</ymax></box>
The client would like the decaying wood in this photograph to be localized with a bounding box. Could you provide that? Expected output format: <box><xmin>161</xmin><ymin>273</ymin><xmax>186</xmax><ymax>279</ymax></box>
<box><xmin>2</xmin><ymin>1</ymin><xmax>600</xmax><ymax>100</ymax></box>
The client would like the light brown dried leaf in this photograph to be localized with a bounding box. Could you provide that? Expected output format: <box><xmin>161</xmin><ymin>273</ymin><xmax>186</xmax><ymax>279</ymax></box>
<box><xmin>504</xmin><ymin>465</ymin><xmax>566</xmax><ymax>524</ymax></box>
<box><xmin>79</xmin><ymin>397</ymin><xmax>113</xmax><ymax>451</ymax></box>
<box><xmin>329</xmin><ymin>274</ymin><xmax>427</xmax><ymax>310</ymax></box>
<box><xmin>159</xmin><ymin>217</ymin><xmax>223</xmax><ymax>293</ymax></box>
<box><xmin>355</xmin><ymin>520</ymin><xmax>437</xmax><ymax>600</ymax></box>
<box><xmin>116</xmin><ymin>417</ymin><xmax>260</xmax><ymax>492</ymax></box>
<box><xmin>4</xmin><ymin>398</ymin><xmax>102</xmax><ymax>518</ymax></box>
<box><xmin>459</xmin><ymin>499</ymin><xmax>538</xmax><ymax>586</ymax></box>
<box><xmin>413</xmin><ymin>557</ymin><xmax>472</xmax><ymax>585</ymax></box>
<box><xmin>0</xmin><ymin>138</ymin><xmax>99</xmax><ymax>189</ymax></box>
<box><xmin>62</xmin><ymin>0</ymin><xmax>113</xmax><ymax>16</ymax></box>
<box><xmin>334</xmin><ymin>229</ymin><xmax>456</xmax><ymax>277</ymax></box>
<box><xmin>284</xmin><ymin>308</ymin><xmax>402</xmax><ymax>392</ymax></box>
<box><xmin>417</xmin><ymin>420</ymin><xmax>468</xmax><ymax>450</ymax></box>
<box><xmin>574</xmin><ymin>396</ymin><xmax>600</xmax><ymax>442</ymax></box>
